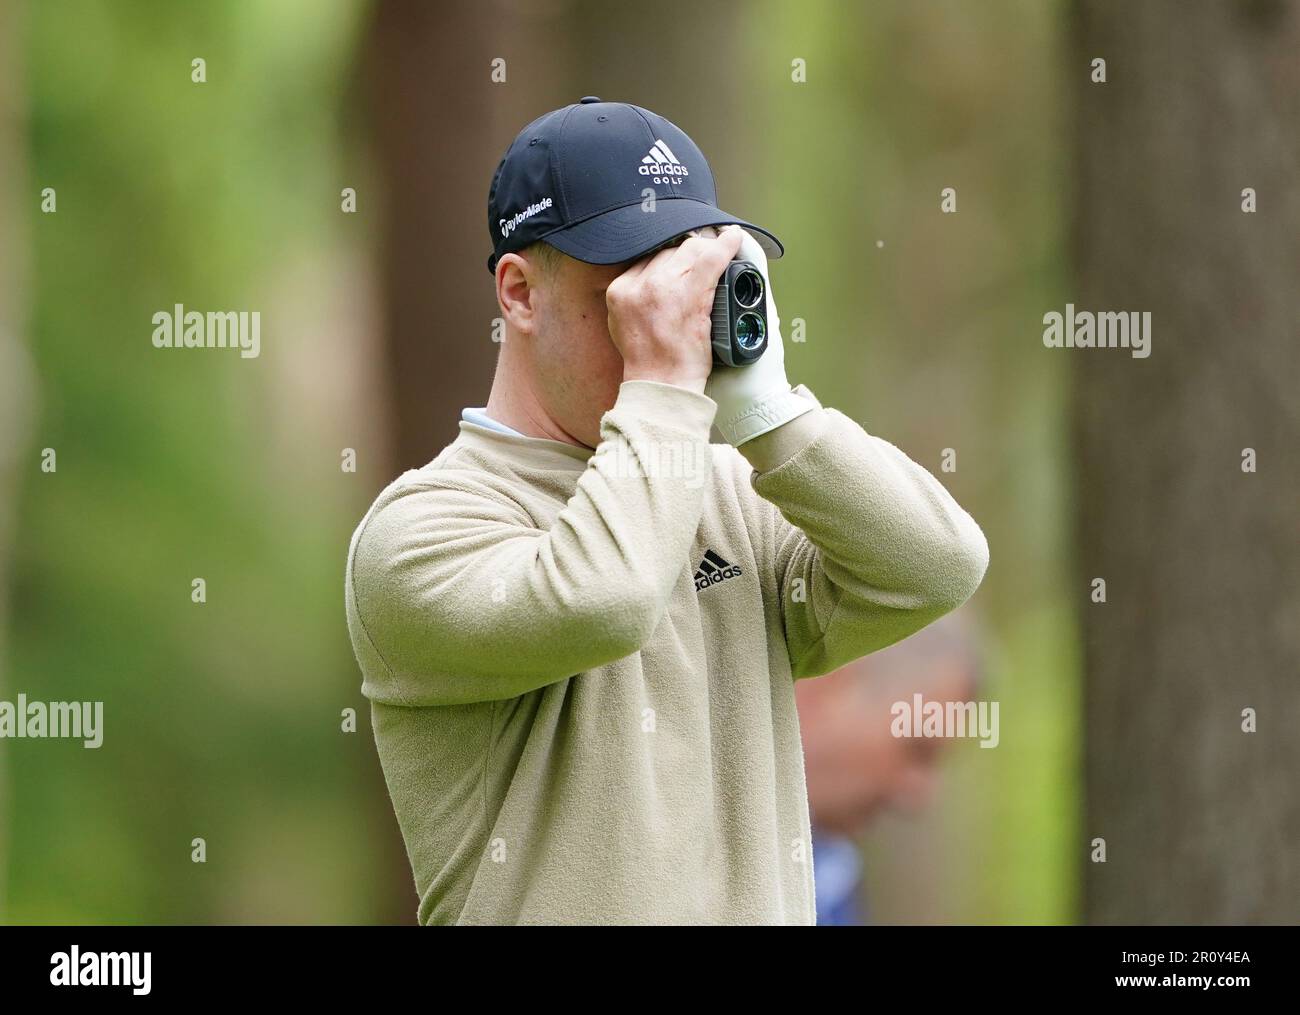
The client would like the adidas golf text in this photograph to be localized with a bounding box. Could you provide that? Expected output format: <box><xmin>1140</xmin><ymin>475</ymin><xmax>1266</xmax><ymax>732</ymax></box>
<box><xmin>640</xmin><ymin>139</ymin><xmax>690</xmax><ymax>185</ymax></box>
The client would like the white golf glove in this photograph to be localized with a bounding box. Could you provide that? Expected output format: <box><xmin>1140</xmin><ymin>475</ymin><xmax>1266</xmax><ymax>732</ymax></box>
<box><xmin>703</xmin><ymin>228</ymin><xmax>814</xmax><ymax>446</ymax></box>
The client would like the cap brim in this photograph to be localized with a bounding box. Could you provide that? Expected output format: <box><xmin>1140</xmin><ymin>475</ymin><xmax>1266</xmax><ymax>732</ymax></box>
<box><xmin>539</xmin><ymin>198</ymin><xmax>784</xmax><ymax>266</ymax></box>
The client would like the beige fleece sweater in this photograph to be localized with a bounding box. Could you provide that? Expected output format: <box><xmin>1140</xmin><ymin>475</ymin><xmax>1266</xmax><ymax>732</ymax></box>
<box><xmin>344</xmin><ymin>380</ymin><xmax>988</xmax><ymax>925</ymax></box>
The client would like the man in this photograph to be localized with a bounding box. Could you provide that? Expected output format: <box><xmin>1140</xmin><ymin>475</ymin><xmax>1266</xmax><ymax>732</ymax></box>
<box><xmin>345</xmin><ymin>97</ymin><xmax>989</xmax><ymax>925</ymax></box>
<box><xmin>796</xmin><ymin>615</ymin><xmax>982</xmax><ymax>924</ymax></box>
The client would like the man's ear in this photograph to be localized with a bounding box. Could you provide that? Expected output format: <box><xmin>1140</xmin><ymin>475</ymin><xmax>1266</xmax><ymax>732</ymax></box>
<box><xmin>497</xmin><ymin>252</ymin><xmax>540</xmax><ymax>334</ymax></box>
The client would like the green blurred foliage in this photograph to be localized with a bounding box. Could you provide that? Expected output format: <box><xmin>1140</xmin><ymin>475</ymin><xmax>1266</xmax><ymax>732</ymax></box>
<box><xmin>7</xmin><ymin>0</ymin><xmax>384</xmax><ymax>923</ymax></box>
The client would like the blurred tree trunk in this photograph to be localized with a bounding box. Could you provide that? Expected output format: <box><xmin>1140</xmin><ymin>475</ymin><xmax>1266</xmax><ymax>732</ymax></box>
<box><xmin>366</xmin><ymin>1</ymin><xmax>503</xmax><ymax>472</ymax></box>
<box><xmin>561</xmin><ymin>1</ymin><xmax>746</xmax><ymax>194</ymax></box>
<box><xmin>362</xmin><ymin>0</ymin><xmax>508</xmax><ymax>924</ymax></box>
<box><xmin>1073</xmin><ymin>0</ymin><xmax>1300</xmax><ymax>922</ymax></box>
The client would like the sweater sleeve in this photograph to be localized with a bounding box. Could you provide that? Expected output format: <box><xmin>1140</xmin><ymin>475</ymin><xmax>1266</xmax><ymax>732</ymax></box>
<box><xmin>743</xmin><ymin>387</ymin><xmax>989</xmax><ymax>681</ymax></box>
<box><xmin>346</xmin><ymin>380</ymin><xmax>717</xmax><ymax>707</ymax></box>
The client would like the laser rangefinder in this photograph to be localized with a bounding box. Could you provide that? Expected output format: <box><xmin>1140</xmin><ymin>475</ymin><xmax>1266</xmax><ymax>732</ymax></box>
<box><xmin>711</xmin><ymin>260</ymin><xmax>768</xmax><ymax>367</ymax></box>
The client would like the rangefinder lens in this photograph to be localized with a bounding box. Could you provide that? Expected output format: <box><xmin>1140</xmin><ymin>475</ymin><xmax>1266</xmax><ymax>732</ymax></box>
<box><xmin>733</xmin><ymin>268</ymin><xmax>764</xmax><ymax>310</ymax></box>
<box><xmin>735</xmin><ymin>313</ymin><xmax>765</xmax><ymax>351</ymax></box>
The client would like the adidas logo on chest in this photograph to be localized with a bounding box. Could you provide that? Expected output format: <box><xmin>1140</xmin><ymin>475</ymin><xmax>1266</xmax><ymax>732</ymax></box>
<box><xmin>694</xmin><ymin>548</ymin><xmax>741</xmax><ymax>592</ymax></box>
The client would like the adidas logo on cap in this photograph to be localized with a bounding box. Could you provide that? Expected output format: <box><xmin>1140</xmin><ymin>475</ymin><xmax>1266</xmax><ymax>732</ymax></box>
<box><xmin>694</xmin><ymin>549</ymin><xmax>741</xmax><ymax>592</ymax></box>
<box><xmin>639</xmin><ymin>138</ymin><xmax>690</xmax><ymax>185</ymax></box>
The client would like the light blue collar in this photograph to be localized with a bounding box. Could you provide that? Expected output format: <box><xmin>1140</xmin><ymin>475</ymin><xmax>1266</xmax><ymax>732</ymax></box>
<box><xmin>460</xmin><ymin>406</ymin><xmax>525</xmax><ymax>437</ymax></box>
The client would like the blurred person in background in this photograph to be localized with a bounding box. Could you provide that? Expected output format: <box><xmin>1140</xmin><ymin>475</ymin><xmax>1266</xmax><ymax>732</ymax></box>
<box><xmin>796</xmin><ymin>615</ymin><xmax>981</xmax><ymax>925</ymax></box>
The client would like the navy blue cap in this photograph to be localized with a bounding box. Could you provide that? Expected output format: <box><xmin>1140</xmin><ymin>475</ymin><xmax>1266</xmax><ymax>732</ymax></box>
<box><xmin>486</xmin><ymin>96</ymin><xmax>784</xmax><ymax>274</ymax></box>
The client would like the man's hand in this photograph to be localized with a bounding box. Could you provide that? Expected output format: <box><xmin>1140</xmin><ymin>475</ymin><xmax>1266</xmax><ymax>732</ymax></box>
<box><xmin>606</xmin><ymin>224</ymin><xmax>745</xmax><ymax>393</ymax></box>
